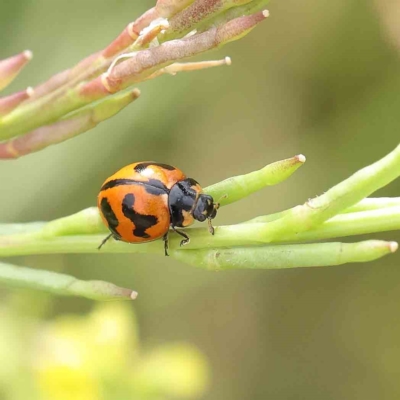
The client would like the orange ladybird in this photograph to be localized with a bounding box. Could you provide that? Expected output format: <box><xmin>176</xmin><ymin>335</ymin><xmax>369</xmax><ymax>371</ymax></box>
<box><xmin>97</xmin><ymin>162</ymin><xmax>218</xmax><ymax>256</ymax></box>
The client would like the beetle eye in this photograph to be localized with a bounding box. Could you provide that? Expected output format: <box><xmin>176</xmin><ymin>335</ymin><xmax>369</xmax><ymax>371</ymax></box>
<box><xmin>196</xmin><ymin>214</ymin><xmax>207</xmax><ymax>222</ymax></box>
<box><xmin>209</xmin><ymin>208</ymin><xmax>217</xmax><ymax>219</ymax></box>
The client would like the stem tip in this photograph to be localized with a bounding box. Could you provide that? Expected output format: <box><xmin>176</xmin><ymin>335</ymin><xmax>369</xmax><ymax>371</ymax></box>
<box><xmin>26</xmin><ymin>86</ymin><xmax>34</xmax><ymax>97</ymax></box>
<box><xmin>130</xmin><ymin>290</ymin><xmax>139</xmax><ymax>300</ymax></box>
<box><xmin>297</xmin><ymin>154</ymin><xmax>306</xmax><ymax>163</ymax></box>
<box><xmin>389</xmin><ymin>241</ymin><xmax>398</xmax><ymax>253</ymax></box>
<box><xmin>132</xmin><ymin>88</ymin><xmax>141</xmax><ymax>98</ymax></box>
<box><xmin>23</xmin><ymin>50</ymin><xmax>33</xmax><ymax>60</ymax></box>
<box><xmin>262</xmin><ymin>10</ymin><xmax>270</xmax><ymax>18</ymax></box>
<box><xmin>225</xmin><ymin>56</ymin><xmax>232</xmax><ymax>66</ymax></box>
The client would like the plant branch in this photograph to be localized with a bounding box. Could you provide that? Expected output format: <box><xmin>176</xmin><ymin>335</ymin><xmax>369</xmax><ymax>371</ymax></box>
<box><xmin>0</xmin><ymin>12</ymin><xmax>264</xmax><ymax>138</ymax></box>
<box><xmin>0</xmin><ymin>154</ymin><xmax>305</xmax><ymax>240</ymax></box>
<box><xmin>173</xmin><ymin>240</ymin><xmax>398</xmax><ymax>270</ymax></box>
<box><xmin>0</xmin><ymin>89</ymin><xmax>140</xmax><ymax>159</ymax></box>
<box><xmin>0</xmin><ymin>0</ymin><xmax>269</xmax><ymax>159</ymax></box>
<box><xmin>0</xmin><ymin>148</ymin><xmax>399</xmax><ymax>255</ymax></box>
<box><xmin>0</xmin><ymin>87</ymin><xmax>34</xmax><ymax>117</ymax></box>
<box><xmin>161</xmin><ymin>0</ymin><xmax>257</xmax><ymax>41</ymax></box>
<box><xmin>206</xmin><ymin>154</ymin><xmax>305</xmax><ymax>206</ymax></box>
<box><xmin>0</xmin><ymin>261</ymin><xmax>137</xmax><ymax>300</ymax></box>
<box><xmin>343</xmin><ymin>197</ymin><xmax>400</xmax><ymax>213</ymax></box>
<box><xmin>198</xmin><ymin>0</ymin><xmax>269</xmax><ymax>33</ymax></box>
<box><xmin>243</xmin><ymin>207</ymin><xmax>400</xmax><ymax>242</ymax></box>
<box><xmin>0</xmin><ymin>146</ymin><xmax>399</xmax><ymax>301</ymax></box>
<box><xmin>223</xmin><ymin>144</ymin><xmax>400</xmax><ymax>243</ymax></box>
<box><xmin>0</xmin><ymin>50</ymin><xmax>32</xmax><ymax>91</ymax></box>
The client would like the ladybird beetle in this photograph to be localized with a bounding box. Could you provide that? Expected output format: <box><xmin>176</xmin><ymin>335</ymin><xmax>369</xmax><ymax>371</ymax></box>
<box><xmin>97</xmin><ymin>162</ymin><xmax>219</xmax><ymax>256</ymax></box>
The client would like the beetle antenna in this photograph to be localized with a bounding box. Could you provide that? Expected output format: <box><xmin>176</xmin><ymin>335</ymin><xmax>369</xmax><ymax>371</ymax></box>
<box><xmin>216</xmin><ymin>194</ymin><xmax>228</xmax><ymax>208</ymax></box>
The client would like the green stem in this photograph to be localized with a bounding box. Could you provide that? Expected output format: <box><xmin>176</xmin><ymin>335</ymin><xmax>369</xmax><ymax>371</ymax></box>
<box><xmin>1</xmin><ymin>204</ymin><xmax>400</xmax><ymax>256</ymax></box>
<box><xmin>248</xmin><ymin>207</ymin><xmax>400</xmax><ymax>243</ymax></box>
<box><xmin>0</xmin><ymin>236</ymin><xmax>396</xmax><ymax>272</ymax></box>
<box><xmin>205</xmin><ymin>154</ymin><xmax>305</xmax><ymax>205</ymax></box>
<box><xmin>0</xmin><ymin>149</ymin><xmax>398</xmax><ymax>272</ymax></box>
<box><xmin>245</xmin><ymin>197</ymin><xmax>400</xmax><ymax>224</ymax></box>
<box><xmin>0</xmin><ymin>222</ymin><xmax>46</xmax><ymax>235</ymax></box>
<box><xmin>0</xmin><ymin>154</ymin><xmax>305</xmax><ymax>240</ymax></box>
<box><xmin>0</xmin><ymin>261</ymin><xmax>137</xmax><ymax>300</ymax></box>
<box><xmin>228</xmin><ymin>144</ymin><xmax>400</xmax><ymax>242</ymax></box>
<box><xmin>343</xmin><ymin>197</ymin><xmax>400</xmax><ymax>213</ymax></box>
<box><xmin>0</xmin><ymin>90</ymin><xmax>141</xmax><ymax>159</ymax></box>
<box><xmin>0</xmin><ymin>235</ymin><xmax>160</xmax><ymax>256</ymax></box>
<box><xmin>173</xmin><ymin>240</ymin><xmax>398</xmax><ymax>270</ymax></box>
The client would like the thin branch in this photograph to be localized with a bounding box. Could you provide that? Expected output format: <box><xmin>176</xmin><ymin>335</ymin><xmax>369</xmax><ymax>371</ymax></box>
<box><xmin>206</xmin><ymin>154</ymin><xmax>306</xmax><ymax>206</ymax></box>
<box><xmin>162</xmin><ymin>0</ymin><xmax>257</xmax><ymax>41</ymax></box>
<box><xmin>0</xmin><ymin>154</ymin><xmax>305</xmax><ymax>239</ymax></box>
<box><xmin>245</xmin><ymin>207</ymin><xmax>400</xmax><ymax>243</ymax></box>
<box><xmin>0</xmin><ymin>89</ymin><xmax>140</xmax><ymax>159</ymax></box>
<box><xmin>145</xmin><ymin>57</ymin><xmax>232</xmax><ymax>80</ymax></box>
<box><xmin>0</xmin><ymin>87</ymin><xmax>34</xmax><ymax>116</ymax></box>
<box><xmin>0</xmin><ymin>10</ymin><xmax>267</xmax><ymax>141</ymax></box>
<box><xmin>0</xmin><ymin>50</ymin><xmax>32</xmax><ymax>91</ymax></box>
<box><xmin>86</xmin><ymin>11</ymin><xmax>268</xmax><ymax>95</ymax></box>
<box><xmin>0</xmin><ymin>261</ymin><xmax>137</xmax><ymax>300</ymax></box>
<box><xmin>156</xmin><ymin>0</ymin><xmax>197</xmax><ymax>18</ymax></box>
<box><xmin>343</xmin><ymin>197</ymin><xmax>400</xmax><ymax>213</ymax></box>
<box><xmin>173</xmin><ymin>240</ymin><xmax>398</xmax><ymax>270</ymax></box>
<box><xmin>0</xmin><ymin>236</ymin><xmax>396</xmax><ymax>272</ymax></box>
<box><xmin>198</xmin><ymin>0</ymin><xmax>269</xmax><ymax>33</ymax></box>
<box><xmin>222</xmin><ymin>144</ymin><xmax>400</xmax><ymax>243</ymax></box>
<box><xmin>0</xmin><ymin>148</ymin><xmax>398</xmax><ymax>273</ymax></box>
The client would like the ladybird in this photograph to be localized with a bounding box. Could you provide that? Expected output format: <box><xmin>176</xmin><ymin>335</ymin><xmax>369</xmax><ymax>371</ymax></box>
<box><xmin>97</xmin><ymin>162</ymin><xmax>219</xmax><ymax>256</ymax></box>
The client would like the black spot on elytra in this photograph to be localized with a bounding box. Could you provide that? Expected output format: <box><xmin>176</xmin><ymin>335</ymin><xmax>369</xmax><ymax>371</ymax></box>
<box><xmin>122</xmin><ymin>193</ymin><xmax>158</xmax><ymax>238</ymax></box>
<box><xmin>134</xmin><ymin>162</ymin><xmax>176</xmax><ymax>173</ymax></box>
<box><xmin>144</xmin><ymin>180</ymin><xmax>168</xmax><ymax>195</ymax></box>
<box><xmin>101</xmin><ymin>179</ymin><xmax>168</xmax><ymax>194</ymax></box>
<box><xmin>100</xmin><ymin>198</ymin><xmax>121</xmax><ymax>238</ymax></box>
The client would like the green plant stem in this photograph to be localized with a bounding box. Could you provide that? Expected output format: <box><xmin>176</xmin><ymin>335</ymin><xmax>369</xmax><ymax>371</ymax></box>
<box><xmin>0</xmin><ymin>236</ymin><xmax>396</xmax><ymax>272</ymax></box>
<box><xmin>3</xmin><ymin>197</ymin><xmax>395</xmax><ymax>240</ymax></box>
<box><xmin>1</xmin><ymin>205</ymin><xmax>399</xmax><ymax>256</ymax></box>
<box><xmin>205</xmin><ymin>155</ymin><xmax>305</xmax><ymax>206</ymax></box>
<box><xmin>343</xmin><ymin>197</ymin><xmax>400</xmax><ymax>213</ymax></box>
<box><xmin>0</xmin><ymin>222</ymin><xmax>46</xmax><ymax>235</ymax></box>
<box><xmin>245</xmin><ymin>207</ymin><xmax>400</xmax><ymax>243</ymax></box>
<box><xmin>0</xmin><ymin>50</ymin><xmax>32</xmax><ymax>91</ymax></box>
<box><xmin>227</xmin><ymin>144</ymin><xmax>400</xmax><ymax>243</ymax></box>
<box><xmin>0</xmin><ymin>154</ymin><xmax>305</xmax><ymax>240</ymax></box>
<box><xmin>0</xmin><ymin>147</ymin><xmax>399</xmax><ymax>279</ymax></box>
<box><xmin>173</xmin><ymin>240</ymin><xmax>397</xmax><ymax>270</ymax></box>
<box><xmin>0</xmin><ymin>261</ymin><xmax>137</xmax><ymax>300</ymax></box>
<box><xmin>0</xmin><ymin>89</ymin><xmax>141</xmax><ymax>159</ymax></box>
<box><xmin>0</xmin><ymin>235</ymin><xmax>158</xmax><ymax>256</ymax></box>
<box><xmin>0</xmin><ymin>145</ymin><xmax>399</xmax><ymax>253</ymax></box>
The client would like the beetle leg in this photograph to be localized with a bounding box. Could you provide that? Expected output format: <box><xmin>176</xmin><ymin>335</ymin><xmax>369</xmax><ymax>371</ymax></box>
<box><xmin>172</xmin><ymin>226</ymin><xmax>190</xmax><ymax>247</ymax></box>
<box><xmin>207</xmin><ymin>218</ymin><xmax>215</xmax><ymax>235</ymax></box>
<box><xmin>98</xmin><ymin>233</ymin><xmax>114</xmax><ymax>250</ymax></box>
<box><xmin>163</xmin><ymin>232</ymin><xmax>169</xmax><ymax>256</ymax></box>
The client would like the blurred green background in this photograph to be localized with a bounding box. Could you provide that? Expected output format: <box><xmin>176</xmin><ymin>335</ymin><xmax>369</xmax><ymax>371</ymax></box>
<box><xmin>1</xmin><ymin>0</ymin><xmax>400</xmax><ymax>399</ymax></box>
